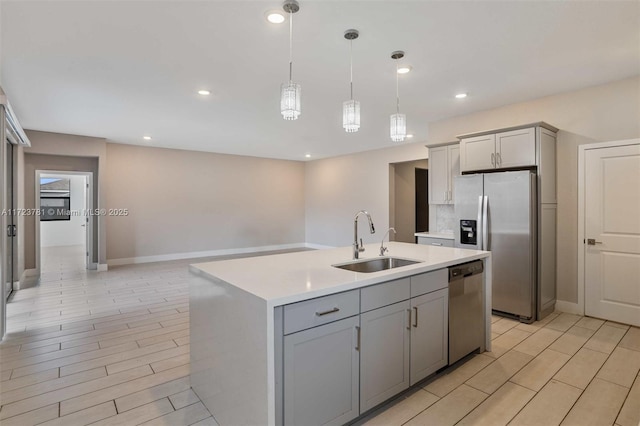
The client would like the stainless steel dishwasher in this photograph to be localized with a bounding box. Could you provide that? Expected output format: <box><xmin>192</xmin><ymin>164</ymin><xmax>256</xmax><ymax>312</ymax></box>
<box><xmin>448</xmin><ymin>260</ymin><xmax>484</xmax><ymax>365</ymax></box>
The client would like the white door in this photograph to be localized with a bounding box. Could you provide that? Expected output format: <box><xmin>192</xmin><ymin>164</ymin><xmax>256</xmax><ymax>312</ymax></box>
<box><xmin>584</xmin><ymin>142</ymin><xmax>640</xmax><ymax>327</ymax></box>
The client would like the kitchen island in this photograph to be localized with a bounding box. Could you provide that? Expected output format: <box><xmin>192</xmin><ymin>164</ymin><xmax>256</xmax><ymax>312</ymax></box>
<box><xmin>189</xmin><ymin>242</ymin><xmax>491</xmax><ymax>425</ymax></box>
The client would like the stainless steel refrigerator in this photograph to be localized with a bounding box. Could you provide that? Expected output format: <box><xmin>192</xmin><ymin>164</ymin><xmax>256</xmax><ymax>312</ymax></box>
<box><xmin>454</xmin><ymin>171</ymin><xmax>537</xmax><ymax>322</ymax></box>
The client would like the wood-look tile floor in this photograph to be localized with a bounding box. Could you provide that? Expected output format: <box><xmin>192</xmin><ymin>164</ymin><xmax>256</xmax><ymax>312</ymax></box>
<box><xmin>1</xmin><ymin>247</ymin><xmax>639</xmax><ymax>426</ymax></box>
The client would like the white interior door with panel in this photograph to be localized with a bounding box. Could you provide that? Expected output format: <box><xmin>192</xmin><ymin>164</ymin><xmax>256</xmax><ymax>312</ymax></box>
<box><xmin>583</xmin><ymin>142</ymin><xmax>640</xmax><ymax>327</ymax></box>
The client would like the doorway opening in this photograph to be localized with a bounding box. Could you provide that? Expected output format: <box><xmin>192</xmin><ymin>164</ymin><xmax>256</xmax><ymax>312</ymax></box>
<box><xmin>36</xmin><ymin>171</ymin><xmax>93</xmax><ymax>275</ymax></box>
<box><xmin>389</xmin><ymin>159</ymin><xmax>429</xmax><ymax>243</ymax></box>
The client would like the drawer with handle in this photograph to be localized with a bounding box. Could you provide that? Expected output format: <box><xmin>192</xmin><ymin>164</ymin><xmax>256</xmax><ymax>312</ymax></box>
<box><xmin>417</xmin><ymin>237</ymin><xmax>454</xmax><ymax>248</ymax></box>
<box><xmin>283</xmin><ymin>289</ymin><xmax>360</xmax><ymax>335</ymax></box>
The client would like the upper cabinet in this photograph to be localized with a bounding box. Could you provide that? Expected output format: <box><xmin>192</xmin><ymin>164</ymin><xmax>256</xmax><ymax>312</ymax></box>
<box><xmin>428</xmin><ymin>143</ymin><xmax>459</xmax><ymax>205</ymax></box>
<box><xmin>459</xmin><ymin>127</ymin><xmax>535</xmax><ymax>172</ymax></box>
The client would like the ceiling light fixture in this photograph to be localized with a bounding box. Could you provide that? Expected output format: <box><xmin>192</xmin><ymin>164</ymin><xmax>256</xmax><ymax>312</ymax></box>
<box><xmin>305</xmin><ymin>154</ymin><xmax>311</xmax><ymax>158</ymax></box>
<box><xmin>406</xmin><ymin>134</ymin><xmax>414</xmax><ymax>138</ymax></box>
<box><xmin>266</xmin><ymin>11</ymin><xmax>286</xmax><ymax>24</ymax></box>
<box><xmin>342</xmin><ymin>29</ymin><xmax>360</xmax><ymax>133</ymax></box>
<box><xmin>280</xmin><ymin>0</ymin><xmax>301</xmax><ymax>120</ymax></box>
<box><xmin>455</xmin><ymin>93</ymin><xmax>468</xmax><ymax>99</ymax></box>
<box><xmin>143</xmin><ymin>136</ymin><xmax>152</xmax><ymax>140</ymax></box>
<box><xmin>397</xmin><ymin>65</ymin><xmax>412</xmax><ymax>74</ymax></box>
<box><xmin>390</xmin><ymin>50</ymin><xmax>407</xmax><ymax>143</ymax></box>
<box><xmin>197</xmin><ymin>90</ymin><xmax>211</xmax><ymax>96</ymax></box>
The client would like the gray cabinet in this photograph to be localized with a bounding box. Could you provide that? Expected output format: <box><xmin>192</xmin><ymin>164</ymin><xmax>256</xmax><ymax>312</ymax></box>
<box><xmin>360</xmin><ymin>300</ymin><xmax>410</xmax><ymax>412</ymax></box>
<box><xmin>279</xmin><ymin>269</ymin><xmax>449</xmax><ymax>424</ymax></box>
<box><xmin>283</xmin><ymin>315</ymin><xmax>360</xmax><ymax>426</ymax></box>
<box><xmin>417</xmin><ymin>236</ymin><xmax>454</xmax><ymax>247</ymax></box>
<box><xmin>410</xmin><ymin>288</ymin><xmax>448</xmax><ymax>385</ymax></box>
<box><xmin>428</xmin><ymin>144</ymin><xmax>460</xmax><ymax>204</ymax></box>
<box><xmin>460</xmin><ymin>127</ymin><xmax>536</xmax><ymax>172</ymax></box>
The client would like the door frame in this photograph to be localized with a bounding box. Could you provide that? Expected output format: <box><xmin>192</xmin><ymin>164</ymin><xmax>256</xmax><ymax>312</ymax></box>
<box><xmin>577</xmin><ymin>138</ymin><xmax>640</xmax><ymax>316</ymax></box>
<box><xmin>35</xmin><ymin>170</ymin><xmax>95</xmax><ymax>273</ymax></box>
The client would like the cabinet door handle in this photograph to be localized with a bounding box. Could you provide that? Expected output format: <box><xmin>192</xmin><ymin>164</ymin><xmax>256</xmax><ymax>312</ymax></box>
<box><xmin>315</xmin><ymin>307</ymin><xmax>339</xmax><ymax>316</ymax></box>
<box><xmin>448</xmin><ymin>190</ymin><xmax>452</xmax><ymax>201</ymax></box>
<box><xmin>496</xmin><ymin>152</ymin><xmax>502</xmax><ymax>166</ymax></box>
<box><xmin>491</xmin><ymin>153</ymin><xmax>495</xmax><ymax>166</ymax></box>
<box><xmin>406</xmin><ymin>309</ymin><xmax>411</xmax><ymax>330</ymax></box>
<box><xmin>355</xmin><ymin>326</ymin><xmax>361</xmax><ymax>351</ymax></box>
<box><xmin>413</xmin><ymin>307</ymin><xmax>418</xmax><ymax>328</ymax></box>
<box><xmin>431</xmin><ymin>242</ymin><xmax>443</xmax><ymax>246</ymax></box>
<box><xmin>444</xmin><ymin>191</ymin><xmax>447</xmax><ymax>202</ymax></box>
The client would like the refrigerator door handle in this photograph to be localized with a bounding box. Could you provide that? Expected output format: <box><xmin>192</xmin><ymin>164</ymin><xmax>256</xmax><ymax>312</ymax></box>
<box><xmin>482</xmin><ymin>195</ymin><xmax>489</xmax><ymax>250</ymax></box>
<box><xmin>477</xmin><ymin>195</ymin><xmax>483</xmax><ymax>249</ymax></box>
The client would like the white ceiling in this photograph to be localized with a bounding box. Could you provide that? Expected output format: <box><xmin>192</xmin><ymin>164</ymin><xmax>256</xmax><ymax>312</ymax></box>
<box><xmin>1</xmin><ymin>1</ymin><xmax>639</xmax><ymax>161</ymax></box>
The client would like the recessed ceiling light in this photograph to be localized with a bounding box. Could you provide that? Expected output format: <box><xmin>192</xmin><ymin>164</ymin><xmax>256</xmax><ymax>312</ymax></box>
<box><xmin>455</xmin><ymin>93</ymin><xmax>468</xmax><ymax>99</ymax></box>
<box><xmin>397</xmin><ymin>65</ymin><xmax>412</xmax><ymax>74</ymax></box>
<box><xmin>305</xmin><ymin>154</ymin><xmax>311</xmax><ymax>158</ymax></box>
<box><xmin>198</xmin><ymin>90</ymin><xmax>211</xmax><ymax>96</ymax></box>
<box><xmin>406</xmin><ymin>134</ymin><xmax>414</xmax><ymax>138</ymax></box>
<box><xmin>143</xmin><ymin>136</ymin><xmax>152</xmax><ymax>140</ymax></box>
<box><xmin>266</xmin><ymin>11</ymin><xmax>286</xmax><ymax>24</ymax></box>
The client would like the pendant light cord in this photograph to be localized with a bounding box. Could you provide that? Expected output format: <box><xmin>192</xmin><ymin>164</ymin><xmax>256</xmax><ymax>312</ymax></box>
<box><xmin>289</xmin><ymin>11</ymin><xmax>293</xmax><ymax>82</ymax></box>
<box><xmin>396</xmin><ymin>62</ymin><xmax>400</xmax><ymax>114</ymax></box>
<box><xmin>349</xmin><ymin>40</ymin><xmax>354</xmax><ymax>100</ymax></box>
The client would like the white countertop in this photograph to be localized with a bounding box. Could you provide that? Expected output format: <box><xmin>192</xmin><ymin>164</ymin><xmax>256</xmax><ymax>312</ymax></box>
<box><xmin>414</xmin><ymin>232</ymin><xmax>455</xmax><ymax>240</ymax></box>
<box><xmin>190</xmin><ymin>242</ymin><xmax>488</xmax><ymax>307</ymax></box>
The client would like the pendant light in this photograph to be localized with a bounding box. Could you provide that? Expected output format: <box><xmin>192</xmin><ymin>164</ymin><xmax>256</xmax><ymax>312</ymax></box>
<box><xmin>280</xmin><ymin>0</ymin><xmax>301</xmax><ymax>120</ymax></box>
<box><xmin>343</xmin><ymin>29</ymin><xmax>360</xmax><ymax>133</ymax></box>
<box><xmin>390</xmin><ymin>50</ymin><xmax>407</xmax><ymax>142</ymax></box>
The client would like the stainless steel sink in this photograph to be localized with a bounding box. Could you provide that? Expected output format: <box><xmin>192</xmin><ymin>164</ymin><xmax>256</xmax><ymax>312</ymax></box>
<box><xmin>332</xmin><ymin>257</ymin><xmax>422</xmax><ymax>273</ymax></box>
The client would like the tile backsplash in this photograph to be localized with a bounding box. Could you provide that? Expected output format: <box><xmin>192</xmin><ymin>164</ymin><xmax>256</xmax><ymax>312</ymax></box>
<box><xmin>436</xmin><ymin>205</ymin><xmax>455</xmax><ymax>233</ymax></box>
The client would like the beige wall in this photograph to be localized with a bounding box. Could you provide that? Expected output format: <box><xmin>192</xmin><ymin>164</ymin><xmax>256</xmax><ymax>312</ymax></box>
<box><xmin>21</xmin><ymin>132</ymin><xmax>306</xmax><ymax>271</ymax></box>
<box><xmin>104</xmin><ymin>143</ymin><xmax>305</xmax><ymax>262</ymax></box>
<box><xmin>305</xmin><ymin>76</ymin><xmax>639</xmax><ymax>305</ymax></box>
<box><xmin>24</xmin><ymin>131</ymin><xmax>107</xmax><ymax>269</ymax></box>
<box><xmin>305</xmin><ymin>143</ymin><xmax>428</xmax><ymax>248</ymax></box>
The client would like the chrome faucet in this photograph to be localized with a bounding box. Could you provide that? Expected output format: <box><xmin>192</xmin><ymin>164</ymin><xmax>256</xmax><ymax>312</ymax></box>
<box><xmin>379</xmin><ymin>227</ymin><xmax>396</xmax><ymax>256</ymax></box>
<box><xmin>353</xmin><ymin>210</ymin><xmax>375</xmax><ymax>259</ymax></box>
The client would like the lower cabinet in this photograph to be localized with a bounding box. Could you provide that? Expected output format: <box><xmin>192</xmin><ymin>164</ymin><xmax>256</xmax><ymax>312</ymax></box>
<box><xmin>360</xmin><ymin>300</ymin><xmax>410</xmax><ymax>412</ymax></box>
<box><xmin>410</xmin><ymin>288</ymin><xmax>449</xmax><ymax>385</ymax></box>
<box><xmin>280</xmin><ymin>270</ymin><xmax>450</xmax><ymax>425</ymax></box>
<box><xmin>283</xmin><ymin>315</ymin><xmax>360</xmax><ymax>426</ymax></box>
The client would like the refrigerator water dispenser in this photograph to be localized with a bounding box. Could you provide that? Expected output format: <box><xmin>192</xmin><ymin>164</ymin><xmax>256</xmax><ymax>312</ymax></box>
<box><xmin>460</xmin><ymin>220</ymin><xmax>477</xmax><ymax>245</ymax></box>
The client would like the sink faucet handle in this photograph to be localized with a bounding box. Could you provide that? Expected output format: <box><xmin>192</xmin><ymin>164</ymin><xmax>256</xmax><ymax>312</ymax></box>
<box><xmin>359</xmin><ymin>238</ymin><xmax>365</xmax><ymax>252</ymax></box>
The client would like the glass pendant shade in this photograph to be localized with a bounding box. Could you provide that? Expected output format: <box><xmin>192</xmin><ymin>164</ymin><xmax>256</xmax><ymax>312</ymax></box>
<box><xmin>342</xmin><ymin>100</ymin><xmax>360</xmax><ymax>132</ymax></box>
<box><xmin>280</xmin><ymin>81</ymin><xmax>301</xmax><ymax>120</ymax></box>
<box><xmin>390</xmin><ymin>113</ymin><xmax>406</xmax><ymax>142</ymax></box>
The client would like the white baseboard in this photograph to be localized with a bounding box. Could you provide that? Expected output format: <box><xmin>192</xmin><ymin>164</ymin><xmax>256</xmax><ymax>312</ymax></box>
<box><xmin>17</xmin><ymin>269</ymin><xmax>40</xmax><ymax>290</ymax></box>
<box><xmin>554</xmin><ymin>300</ymin><xmax>583</xmax><ymax>316</ymax></box>
<box><xmin>107</xmin><ymin>243</ymin><xmax>317</xmax><ymax>266</ymax></box>
<box><xmin>97</xmin><ymin>264</ymin><xmax>108</xmax><ymax>272</ymax></box>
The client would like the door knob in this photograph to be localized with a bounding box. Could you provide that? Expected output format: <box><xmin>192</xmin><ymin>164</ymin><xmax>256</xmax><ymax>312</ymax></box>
<box><xmin>587</xmin><ymin>238</ymin><xmax>603</xmax><ymax>245</ymax></box>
